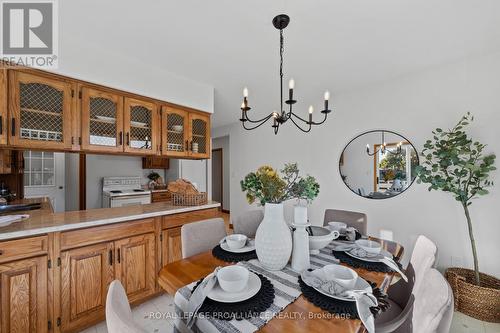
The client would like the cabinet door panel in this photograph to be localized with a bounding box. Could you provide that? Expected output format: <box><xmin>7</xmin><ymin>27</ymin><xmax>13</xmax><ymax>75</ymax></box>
<box><xmin>8</xmin><ymin>71</ymin><xmax>72</xmax><ymax>150</ymax></box>
<box><xmin>81</xmin><ymin>87</ymin><xmax>124</xmax><ymax>153</ymax></box>
<box><xmin>0</xmin><ymin>256</ymin><xmax>48</xmax><ymax>333</ymax></box>
<box><xmin>162</xmin><ymin>227</ymin><xmax>182</xmax><ymax>265</ymax></box>
<box><xmin>161</xmin><ymin>106</ymin><xmax>189</xmax><ymax>157</ymax></box>
<box><xmin>124</xmin><ymin>98</ymin><xmax>158</xmax><ymax>155</ymax></box>
<box><xmin>114</xmin><ymin>233</ymin><xmax>156</xmax><ymax>303</ymax></box>
<box><xmin>0</xmin><ymin>70</ymin><xmax>7</xmax><ymax>145</ymax></box>
<box><xmin>60</xmin><ymin>242</ymin><xmax>114</xmax><ymax>332</ymax></box>
<box><xmin>188</xmin><ymin>113</ymin><xmax>210</xmax><ymax>159</ymax></box>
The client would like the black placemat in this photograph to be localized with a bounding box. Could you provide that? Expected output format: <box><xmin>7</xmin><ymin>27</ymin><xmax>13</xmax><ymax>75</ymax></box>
<box><xmin>332</xmin><ymin>250</ymin><xmax>402</xmax><ymax>273</ymax></box>
<box><xmin>212</xmin><ymin>245</ymin><xmax>258</xmax><ymax>262</ymax></box>
<box><xmin>298</xmin><ymin>275</ymin><xmax>390</xmax><ymax>318</ymax></box>
<box><xmin>191</xmin><ymin>273</ymin><xmax>275</xmax><ymax>321</ymax></box>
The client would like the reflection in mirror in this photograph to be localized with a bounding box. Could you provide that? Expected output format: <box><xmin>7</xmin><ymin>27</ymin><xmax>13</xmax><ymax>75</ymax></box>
<box><xmin>339</xmin><ymin>130</ymin><xmax>419</xmax><ymax>199</ymax></box>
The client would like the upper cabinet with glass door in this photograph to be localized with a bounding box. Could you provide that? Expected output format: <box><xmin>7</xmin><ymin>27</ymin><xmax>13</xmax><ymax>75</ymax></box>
<box><xmin>124</xmin><ymin>98</ymin><xmax>158</xmax><ymax>155</ymax></box>
<box><xmin>161</xmin><ymin>106</ymin><xmax>189</xmax><ymax>157</ymax></box>
<box><xmin>81</xmin><ymin>87</ymin><xmax>124</xmax><ymax>153</ymax></box>
<box><xmin>188</xmin><ymin>113</ymin><xmax>210</xmax><ymax>159</ymax></box>
<box><xmin>8</xmin><ymin>71</ymin><xmax>73</xmax><ymax>149</ymax></box>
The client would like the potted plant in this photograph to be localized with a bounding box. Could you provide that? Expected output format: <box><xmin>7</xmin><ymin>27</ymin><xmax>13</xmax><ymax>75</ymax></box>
<box><xmin>416</xmin><ymin>112</ymin><xmax>499</xmax><ymax>322</ymax></box>
<box><xmin>241</xmin><ymin>163</ymin><xmax>319</xmax><ymax>270</ymax></box>
<box><xmin>147</xmin><ymin>171</ymin><xmax>161</xmax><ymax>189</ymax></box>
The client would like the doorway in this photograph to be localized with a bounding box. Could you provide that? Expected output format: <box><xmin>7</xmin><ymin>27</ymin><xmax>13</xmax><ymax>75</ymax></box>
<box><xmin>211</xmin><ymin>148</ymin><xmax>223</xmax><ymax>210</ymax></box>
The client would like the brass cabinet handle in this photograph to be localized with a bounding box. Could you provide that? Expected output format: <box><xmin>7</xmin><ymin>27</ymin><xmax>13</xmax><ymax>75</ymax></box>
<box><xmin>117</xmin><ymin>248</ymin><xmax>121</xmax><ymax>263</ymax></box>
<box><xmin>108</xmin><ymin>249</ymin><xmax>113</xmax><ymax>265</ymax></box>
<box><xmin>119</xmin><ymin>131</ymin><xmax>123</xmax><ymax>145</ymax></box>
<box><xmin>0</xmin><ymin>116</ymin><xmax>3</xmax><ymax>135</ymax></box>
<box><xmin>185</xmin><ymin>140</ymin><xmax>189</xmax><ymax>151</ymax></box>
<box><xmin>11</xmin><ymin>118</ymin><xmax>15</xmax><ymax>136</ymax></box>
<box><xmin>126</xmin><ymin>132</ymin><xmax>130</xmax><ymax>146</ymax></box>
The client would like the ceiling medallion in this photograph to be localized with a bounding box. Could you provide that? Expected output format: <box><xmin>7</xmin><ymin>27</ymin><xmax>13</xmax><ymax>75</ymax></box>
<box><xmin>239</xmin><ymin>14</ymin><xmax>332</xmax><ymax>134</ymax></box>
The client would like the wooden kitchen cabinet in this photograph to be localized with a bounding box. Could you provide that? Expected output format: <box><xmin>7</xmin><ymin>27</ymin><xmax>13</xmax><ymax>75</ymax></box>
<box><xmin>161</xmin><ymin>227</ymin><xmax>182</xmax><ymax>265</ymax></box>
<box><xmin>124</xmin><ymin>98</ymin><xmax>159</xmax><ymax>155</ymax></box>
<box><xmin>81</xmin><ymin>87</ymin><xmax>124</xmax><ymax>153</ymax></box>
<box><xmin>151</xmin><ymin>191</ymin><xmax>171</xmax><ymax>203</ymax></box>
<box><xmin>161</xmin><ymin>106</ymin><xmax>189</xmax><ymax>157</ymax></box>
<box><xmin>8</xmin><ymin>71</ymin><xmax>73</xmax><ymax>150</ymax></box>
<box><xmin>114</xmin><ymin>233</ymin><xmax>156</xmax><ymax>303</ymax></box>
<box><xmin>60</xmin><ymin>242</ymin><xmax>114</xmax><ymax>332</ymax></box>
<box><xmin>142</xmin><ymin>156</ymin><xmax>169</xmax><ymax>169</ymax></box>
<box><xmin>0</xmin><ymin>149</ymin><xmax>12</xmax><ymax>174</ymax></box>
<box><xmin>188</xmin><ymin>112</ymin><xmax>210</xmax><ymax>159</ymax></box>
<box><xmin>0</xmin><ymin>256</ymin><xmax>48</xmax><ymax>333</ymax></box>
<box><xmin>0</xmin><ymin>70</ymin><xmax>7</xmax><ymax>145</ymax></box>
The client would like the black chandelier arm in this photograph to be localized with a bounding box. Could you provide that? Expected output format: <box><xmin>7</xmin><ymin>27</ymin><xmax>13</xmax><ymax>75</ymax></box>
<box><xmin>243</xmin><ymin>110</ymin><xmax>274</xmax><ymax>124</ymax></box>
<box><xmin>289</xmin><ymin>114</ymin><xmax>312</xmax><ymax>133</ymax></box>
<box><xmin>242</xmin><ymin>116</ymin><xmax>273</xmax><ymax>131</ymax></box>
<box><xmin>289</xmin><ymin>110</ymin><xmax>328</xmax><ymax>126</ymax></box>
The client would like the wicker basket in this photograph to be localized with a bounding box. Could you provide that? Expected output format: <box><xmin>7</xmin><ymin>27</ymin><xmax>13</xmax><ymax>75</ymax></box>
<box><xmin>171</xmin><ymin>191</ymin><xmax>207</xmax><ymax>206</ymax></box>
<box><xmin>445</xmin><ymin>267</ymin><xmax>500</xmax><ymax>322</ymax></box>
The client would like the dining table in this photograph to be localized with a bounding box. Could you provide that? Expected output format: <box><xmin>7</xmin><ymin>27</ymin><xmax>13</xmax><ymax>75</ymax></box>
<box><xmin>158</xmin><ymin>238</ymin><xmax>404</xmax><ymax>333</ymax></box>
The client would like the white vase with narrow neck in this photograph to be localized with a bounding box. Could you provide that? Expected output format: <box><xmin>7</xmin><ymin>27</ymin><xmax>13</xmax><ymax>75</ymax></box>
<box><xmin>255</xmin><ymin>203</ymin><xmax>292</xmax><ymax>270</ymax></box>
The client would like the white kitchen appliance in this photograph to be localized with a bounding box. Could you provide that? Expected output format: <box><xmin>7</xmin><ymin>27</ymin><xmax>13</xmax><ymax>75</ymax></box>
<box><xmin>102</xmin><ymin>176</ymin><xmax>151</xmax><ymax>208</ymax></box>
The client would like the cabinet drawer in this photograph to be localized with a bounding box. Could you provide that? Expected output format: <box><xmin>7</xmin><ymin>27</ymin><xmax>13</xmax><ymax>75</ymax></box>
<box><xmin>61</xmin><ymin>218</ymin><xmax>155</xmax><ymax>250</ymax></box>
<box><xmin>0</xmin><ymin>235</ymin><xmax>48</xmax><ymax>263</ymax></box>
<box><xmin>162</xmin><ymin>208</ymin><xmax>218</xmax><ymax>229</ymax></box>
<box><xmin>151</xmin><ymin>191</ymin><xmax>171</xmax><ymax>203</ymax></box>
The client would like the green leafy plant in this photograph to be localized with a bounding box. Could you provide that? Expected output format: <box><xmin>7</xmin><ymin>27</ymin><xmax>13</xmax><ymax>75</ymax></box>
<box><xmin>416</xmin><ymin>113</ymin><xmax>496</xmax><ymax>285</ymax></box>
<box><xmin>147</xmin><ymin>171</ymin><xmax>161</xmax><ymax>182</ymax></box>
<box><xmin>240</xmin><ymin>163</ymin><xmax>320</xmax><ymax>205</ymax></box>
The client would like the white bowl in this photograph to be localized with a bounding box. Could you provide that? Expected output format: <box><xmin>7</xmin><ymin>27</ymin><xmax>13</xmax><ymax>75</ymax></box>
<box><xmin>226</xmin><ymin>234</ymin><xmax>248</xmax><ymax>250</ymax></box>
<box><xmin>308</xmin><ymin>226</ymin><xmax>339</xmax><ymax>254</ymax></box>
<box><xmin>355</xmin><ymin>239</ymin><xmax>382</xmax><ymax>255</ymax></box>
<box><xmin>323</xmin><ymin>264</ymin><xmax>359</xmax><ymax>290</ymax></box>
<box><xmin>217</xmin><ymin>266</ymin><xmax>249</xmax><ymax>293</ymax></box>
<box><xmin>328</xmin><ymin>222</ymin><xmax>347</xmax><ymax>233</ymax></box>
<box><xmin>172</xmin><ymin>125</ymin><xmax>183</xmax><ymax>132</ymax></box>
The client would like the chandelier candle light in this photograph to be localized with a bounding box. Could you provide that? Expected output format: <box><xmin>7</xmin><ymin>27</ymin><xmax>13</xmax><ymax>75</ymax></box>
<box><xmin>366</xmin><ymin>131</ymin><xmax>403</xmax><ymax>156</ymax></box>
<box><xmin>239</xmin><ymin>14</ymin><xmax>333</xmax><ymax>134</ymax></box>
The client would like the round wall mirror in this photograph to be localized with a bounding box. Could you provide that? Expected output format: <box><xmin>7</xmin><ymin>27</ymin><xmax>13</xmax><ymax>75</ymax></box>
<box><xmin>339</xmin><ymin>130</ymin><xmax>419</xmax><ymax>199</ymax></box>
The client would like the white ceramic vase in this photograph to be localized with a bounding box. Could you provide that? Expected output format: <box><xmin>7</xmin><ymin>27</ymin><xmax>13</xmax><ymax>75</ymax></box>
<box><xmin>255</xmin><ymin>203</ymin><xmax>292</xmax><ymax>270</ymax></box>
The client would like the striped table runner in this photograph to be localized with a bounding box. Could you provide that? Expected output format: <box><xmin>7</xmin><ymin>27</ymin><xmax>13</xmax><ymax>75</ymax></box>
<box><xmin>173</xmin><ymin>242</ymin><xmax>342</xmax><ymax>333</ymax></box>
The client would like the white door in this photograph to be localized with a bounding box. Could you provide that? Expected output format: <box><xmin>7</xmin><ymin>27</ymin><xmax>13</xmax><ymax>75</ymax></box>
<box><xmin>24</xmin><ymin>151</ymin><xmax>66</xmax><ymax>212</ymax></box>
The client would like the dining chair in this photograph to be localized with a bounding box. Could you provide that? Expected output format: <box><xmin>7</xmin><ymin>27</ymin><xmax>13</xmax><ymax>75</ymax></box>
<box><xmin>413</xmin><ymin>268</ymin><xmax>454</xmax><ymax>333</ymax></box>
<box><xmin>106</xmin><ymin>280</ymin><xmax>147</xmax><ymax>333</ymax></box>
<box><xmin>232</xmin><ymin>210</ymin><xmax>264</xmax><ymax>237</ymax></box>
<box><xmin>181</xmin><ymin>217</ymin><xmax>227</xmax><ymax>258</ymax></box>
<box><xmin>410</xmin><ymin>235</ymin><xmax>438</xmax><ymax>296</ymax></box>
<box><xmin>375</xmin><ymin>264</ymin><xmax>416</xmax><ymax>332</ymax></box>
<box><xmin>323</xmin><ymin>209</ymin><xmax>367</xmax><ymax>235</ymax></box>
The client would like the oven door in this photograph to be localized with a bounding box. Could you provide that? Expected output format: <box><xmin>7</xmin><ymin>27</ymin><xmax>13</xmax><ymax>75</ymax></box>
<box><xmin>109</xmin><ymin>194</ymin><xmax>151</xmax><ymax>208</ymax></box>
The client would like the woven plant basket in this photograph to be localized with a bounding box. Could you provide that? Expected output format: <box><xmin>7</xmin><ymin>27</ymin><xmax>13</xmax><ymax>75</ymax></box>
<box><xmin>445</xmin><ymin>267</ymin><xmax>500</xmax><ymax>322</ymax></box>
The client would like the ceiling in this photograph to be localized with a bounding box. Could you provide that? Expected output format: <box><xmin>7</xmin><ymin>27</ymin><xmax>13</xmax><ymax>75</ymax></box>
<box><xmin>61</xmin><ymin>0</ymin><xmax>500</xmax><ymax>127</ymax></box>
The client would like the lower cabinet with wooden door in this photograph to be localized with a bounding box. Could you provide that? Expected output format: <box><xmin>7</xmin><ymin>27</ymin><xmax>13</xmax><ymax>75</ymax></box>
<box><xmin>161</xmin><ymin>227</ymin><xmax>182</xmax><ymax>265</ymax></box>
<box><xmin>114</xmin><ymin>233</ymin><xmax>156</xmax><ymax>303</ymax></box>
<box><xmin>0</xmin><ymin>255</ymin><xmax>48</xmax><ymax>333</ymax></box>
<box><xmin>60</xmin><ymin>242</ymin><xmax>114</xmax><ymax>332</ymax></box>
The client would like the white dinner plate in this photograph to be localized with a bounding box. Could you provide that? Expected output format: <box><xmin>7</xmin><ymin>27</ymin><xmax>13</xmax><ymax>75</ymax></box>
<box><xmin>96</xmin><ymin>116</ymin><xmax>116</xmax><ymax>123</ymax></box>
<box><xmin>208</xmin><ymin>271</ymin><xmax>261</xmax><ymax>303</ymax></box>
<box><xmin>304</xmin><ymin>267</ymin><xmax>372</xmax><ymax>302</ymax></box>
<box><xmin>345</xmin><ymin>248</ymin><xmax>393</xmax><ymax>263</ymax></box>
<box><xmin>220</xmin><ymin>239</ymin><xmax>256</xmax><ymax>253</ymax></box>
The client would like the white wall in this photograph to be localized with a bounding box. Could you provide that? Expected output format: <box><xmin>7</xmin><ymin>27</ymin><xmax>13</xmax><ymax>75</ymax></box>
<box><xmin>215</xmin><ymin>51</ymin><xmax>500</xmax><ymax>277</ymax></box>
<box><xmin>85</xmin><ymin>154</ymin><xmax>166</xmax><ymax>209</ymax></box>
<box><xmin>212</xmin><ymin>136</ymin><xmax>230</xmax><ymax>211</ymax></box>
<box><xmin>64</xmin><ymin>153</ymin><xmax>80</xmax><ymax>211</ymax></box>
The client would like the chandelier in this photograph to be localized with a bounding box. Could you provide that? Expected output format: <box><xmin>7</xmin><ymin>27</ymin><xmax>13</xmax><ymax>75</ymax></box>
<box><xmin>366</xmin><ymin>131</ymin><xmax>403</xmax><ymax>156</ymax></box>
<box><xmin>239</xmin><ymin>14</ymin><xmax>332</xmax><ymax>135</ymax></box>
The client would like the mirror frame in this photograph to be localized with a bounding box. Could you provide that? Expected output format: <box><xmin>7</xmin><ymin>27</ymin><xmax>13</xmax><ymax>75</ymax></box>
<box><xmin>338</xmin><ymin>129</ymin><xmax>420</xmax><ymax>199</ymax></box>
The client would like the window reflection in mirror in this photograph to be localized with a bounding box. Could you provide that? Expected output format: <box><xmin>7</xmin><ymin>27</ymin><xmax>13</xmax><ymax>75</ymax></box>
<box><xmin>339</xmin><ymin>130</ymin><xmax>419</xmax><ymax>199</ymax></box>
